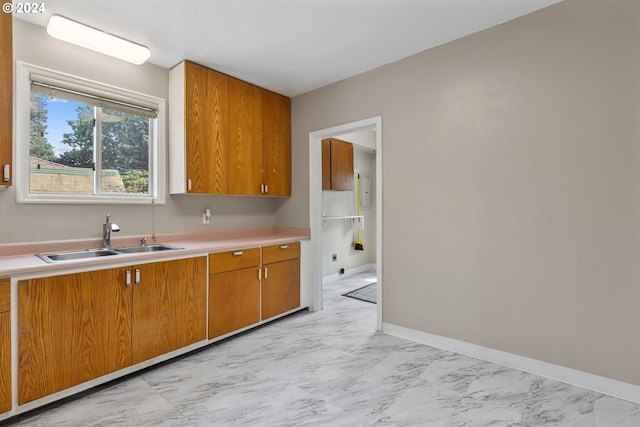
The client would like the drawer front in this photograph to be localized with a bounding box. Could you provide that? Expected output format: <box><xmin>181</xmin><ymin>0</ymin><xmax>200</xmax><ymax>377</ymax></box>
<box><xmin>209</xmin><ymin>248</ymin><xmax>261</xmax><ymax>273</ymax></box>
<box><xmin>0</xmin><ymin>279</ymin><xmax>9</xmax><ymax>313</ymax></box>
<box><xmin>262</xmin><ymin>242</ymin><xmax>300</xmax><ymax>265</ymax></box>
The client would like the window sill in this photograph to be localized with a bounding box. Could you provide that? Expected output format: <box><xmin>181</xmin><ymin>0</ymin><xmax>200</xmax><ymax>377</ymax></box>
<box><xmin>17</xmin><ymin>194</ymin><xmax>165</xmax><ymax>205</ymax></box>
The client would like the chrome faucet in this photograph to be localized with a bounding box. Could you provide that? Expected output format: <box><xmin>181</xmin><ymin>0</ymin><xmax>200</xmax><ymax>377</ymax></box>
<box><xmin>103</xmin><ymin>214</ymin><xmax>120</xmax><ymax>248</ymax></box>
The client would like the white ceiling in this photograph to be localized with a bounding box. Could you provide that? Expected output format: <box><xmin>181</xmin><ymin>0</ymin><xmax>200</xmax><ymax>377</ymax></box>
<box><xmin>14</xmin><ymin>0</ymin><xmax>562</xmax><ymax>97</ymax></box>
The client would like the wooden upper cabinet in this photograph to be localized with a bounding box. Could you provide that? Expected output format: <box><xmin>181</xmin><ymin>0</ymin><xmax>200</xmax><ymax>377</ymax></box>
<box><xmin>262</xmin><ymin>90</ymin><xmax>291</xmax><ymax>196</ymax></box>
<box><xmin>322</xmin><ymin>138</ymin><xmax>354</xmax><ymax>191</ymax></box>
<box><xmin>228</xmin><ymin>78</ymin><xmax>263</xmax><ymax>196</ymax></box>
<box><xmin>322</xmin><ymin>139</ymin><xmax>332</xmax><ymax>190</ymax></box>
<box><xmin>0</xmin><ymin>12</ymin><xmax>12</xmax><ymax>187</ymax></box>
<box><xmin>184</xmin><ymin>62</ymin><xmax>229</xmax><ymax>194</ymax></box>
<box><xmin>169</xmin><ymin>60</ymin><xmax>291</xmax><ymax>196</ymax></box>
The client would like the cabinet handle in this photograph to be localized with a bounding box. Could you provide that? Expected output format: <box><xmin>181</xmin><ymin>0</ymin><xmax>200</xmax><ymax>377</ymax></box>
<box><xmin>260</xmin><ymin>183</ymin><xmax>265</xmax><ymax>194</ymax></box>
<box><xmin>258</xmin><ymin>268</ymin><xmax>262</xmax><ymax>280</ymax></box>
<box><xmin>135</xmin><ymin>268</ymin><xmax>141</xmax><ymax>284</ymax></box>
<box><xmin>279</xmin><ymin>245</ymin><xmax>288</xmax><ymax>250</ymax></box>
<box><xmin>264</xmin><ymin>184</ymin><xmax>268</xmax><ymax>194</ymax></box>
<box><xmin>3</xmin><ymin>164</ymin><xmax>9</xmax><ymax>182</ymax></box>
<box><xmin>232</xmin><ymin>251</ymin><xmax>243</xmax><ymax>257</ymax></box>
<box><xmin>187</xmin><ymin>179</ymin><xmax>192</xmax><ymax>191</ymax></box>
<box><xmin>125</xmin><ymin>270</ymin><xmax>131</xmax><ymax>286</ymax></box>
<box><xmin>264</xmin><ymin>267</ymin><xmax>268</xmax><ymax>279</ymax></box>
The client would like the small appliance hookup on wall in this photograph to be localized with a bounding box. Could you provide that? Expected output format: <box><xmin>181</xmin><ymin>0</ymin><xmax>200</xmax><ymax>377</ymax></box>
<box><xmin>203</xmin><ymin>208</ymin><xmax>212</xmax><ymax>224</ymax></box>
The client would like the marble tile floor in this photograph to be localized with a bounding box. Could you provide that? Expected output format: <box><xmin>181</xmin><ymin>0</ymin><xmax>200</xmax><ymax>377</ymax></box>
<box><xmin>5</xmin><ymin>269</ymin><xmax>640</xmax><ymax>426</ymax></box>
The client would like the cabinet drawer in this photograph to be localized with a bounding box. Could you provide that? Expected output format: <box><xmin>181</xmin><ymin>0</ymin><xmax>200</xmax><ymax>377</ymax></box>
<box><xmin>262</xmin><ymin>242</ymin><xmax>300</xmax><ymax>264</ymax></box>
<box><xmin>0</xmin><ymin>279</ymin><xmax>9</xmax><ymax>313</ymax></box>
<box><xmin>209</xmin><ymin>248</ymin><xmax>261</xmax><ymax>273</ymax></box>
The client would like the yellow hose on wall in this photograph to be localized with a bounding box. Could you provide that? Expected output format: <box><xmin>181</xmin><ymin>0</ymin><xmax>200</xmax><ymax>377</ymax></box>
<box><xmin>354</xmin><ymin>172</ymin><xmax>364</xmax><ymax>251</ymax></box>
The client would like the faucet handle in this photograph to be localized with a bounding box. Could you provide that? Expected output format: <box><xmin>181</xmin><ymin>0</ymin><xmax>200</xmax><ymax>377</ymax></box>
<box><xmin>140</xmin><ymin>237</ymin><xmax>147</xmax><ymax>246</ymax></box>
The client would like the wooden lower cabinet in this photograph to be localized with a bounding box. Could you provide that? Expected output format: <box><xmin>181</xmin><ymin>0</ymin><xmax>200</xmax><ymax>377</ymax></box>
<box><xmin>262</xmin><ymin>258</ymin><xmax>300</xmax><ymax>320</ymax></box>
<box><xmin>18</xmin><ymin>268</ymin><xmax>131</xmax><ymax>405</ymax></box>
<box><xmin>261</xmin><ymin>242</ymin><xmax>301</xmax><ymax>320</ymax></box>
<box><xmin>1</xmin><ymin>278</ymin><xmax>10</xmax><ymax>414</ymax></box>
<box><xmin>17</xmin><ymin>256</ymin><xmax>207</xmax><ymax>405</ymax></box>
<box><xmin>208</xmin><ymin>248</ymin><xmax>261</xmax><ymax>339</ymax></box>
<box><xmin>208</xmin><ymin>268</ymin><xmax>261</xmax><ymax>339</ymax></box>
<box><xmin>132</xmin><ymin>257</ymin><xmax>207</xmax><ymax>364</ymax></box>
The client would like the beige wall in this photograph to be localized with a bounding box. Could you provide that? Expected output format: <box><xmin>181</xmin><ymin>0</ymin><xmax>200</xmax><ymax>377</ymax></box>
<box><xmin>282</xmin><ymin>0</ymin><xmax>640</xmax><ymax>385</ymax></box>
<box><xmin>1</xmin><ymin>19</ymin><xmax>277</xmax><ymax>244</ymax></box>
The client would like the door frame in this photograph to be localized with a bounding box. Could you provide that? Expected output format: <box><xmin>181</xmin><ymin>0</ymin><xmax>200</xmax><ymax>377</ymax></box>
<box><xmin>308</xmin><ymin>116</ymin><xmax>383</xmax><ymax>330</ymax></box>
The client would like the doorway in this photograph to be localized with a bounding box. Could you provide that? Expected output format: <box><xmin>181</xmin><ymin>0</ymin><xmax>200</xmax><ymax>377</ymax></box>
<box><xmin>308</xmin><ymin>116</ymin><xmax>382</xmax><ymax>330</ymax></box>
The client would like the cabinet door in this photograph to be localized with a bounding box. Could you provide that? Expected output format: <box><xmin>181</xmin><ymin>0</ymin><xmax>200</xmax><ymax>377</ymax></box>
<box><xmin>209</xmin><ymin>268</ymin><xmax>261</xmax><ymax>339</ymax></box>
<box><xmin>0</xmin><ymin>312</ymin><xmax>9</xmax><ymax>413</ymax></box>
<box><xmin>262</xmin><ymin>90</ymin><xmax>291</xmax><ymax>196</ymax></box>
<box><xmin>262</xmin><ymin>258</ymin><xmax>300</xmax><ymax>320</ymax></box>
<box><xmin>0</xmin><ymin>278</ymin><xmax>9</xmax><ymax>413</ymax></box>
<box><xmin>228</xmin><ymin>78</ymin><xmax>263</xmax><ymax>195</ymax></box>
<box><xmin>18</xmin><ymin>269</ymin><xmax>132</xmax><ymax>405</ymax></box>
<box><xmin>185</xmin><ymin>62</ymin><xmax>229</xmax><ymax>194</ymax></box>
<box><xmin>132</xmin><ymin>257</ymin><xmax>207</xmax><ymax>365</ymax></box>
<box><xmin>321</xmin><ymin>138</ymin><xmax>354</xmax><ymax>191</ymax></box>
<box><xmin>322</xmin><ymin>139</ymin><xmax>332</xmax><ymax>190</ymax></box>
<box><xmin>331</xmin><ymin>138</ymin><xmax>354</xmax><ymax>191</ymax></box>
<box><xmin>0</xmin><ymin>12</ymin><xmax>12</xmax><ymax>186</ymax></box>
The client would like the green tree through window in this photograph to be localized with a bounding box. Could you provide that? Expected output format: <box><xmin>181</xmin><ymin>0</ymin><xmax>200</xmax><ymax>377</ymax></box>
<box><xmin>29</xmin><ymin>90</ymin><xmax>153</xmax><ymax>196</ymax></box>
<box><xmin>29</xmin><ymin>93</ymin><xmax>55</xmax><ymax>161</ymax></box>
<box><xmin>57</xmin><ymin>104</ymin><xmax>94</xmax><ymax>169</ymax></box>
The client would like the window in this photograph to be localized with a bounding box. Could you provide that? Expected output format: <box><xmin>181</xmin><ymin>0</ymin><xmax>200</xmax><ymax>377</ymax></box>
<box><xmin>16</xmin><ymin>62</ymin><xmax>166</xmax><ymax>204</ymax></box>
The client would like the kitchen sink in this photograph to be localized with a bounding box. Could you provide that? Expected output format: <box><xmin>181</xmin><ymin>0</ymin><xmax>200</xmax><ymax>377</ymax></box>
<box><xmin>36</xmin><ymin>244</ymin><xmax>182</xmax><ymax>263</ymax></box>
<box><xmin>37</xmin><ymin>248</ymin><xmax>121</xmax><ymax>263</ymax></box>
<box><xmin>112</xmin><ymin>244</ymin><xmax>182</xmax><ymax>254</ymax></box>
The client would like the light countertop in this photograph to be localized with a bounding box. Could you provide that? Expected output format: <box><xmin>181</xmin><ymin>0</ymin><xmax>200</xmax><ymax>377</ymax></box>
<box><xmin>0</xmin><ymin>226</ymin><xmax>310</xmax><ymax>277</ymax></box>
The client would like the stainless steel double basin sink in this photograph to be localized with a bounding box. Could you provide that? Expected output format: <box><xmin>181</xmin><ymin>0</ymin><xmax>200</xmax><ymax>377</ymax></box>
<box><xmin>36</xmin><ymin>244</ymin><xmax>182</xmax><ymax>263</ymax></box>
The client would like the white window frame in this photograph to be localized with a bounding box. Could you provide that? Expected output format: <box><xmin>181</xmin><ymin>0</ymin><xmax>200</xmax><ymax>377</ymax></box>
<box><xmin>15</xmin><ymin>61</ymin><xmax>167</xmax><ymax>204</ymax></box>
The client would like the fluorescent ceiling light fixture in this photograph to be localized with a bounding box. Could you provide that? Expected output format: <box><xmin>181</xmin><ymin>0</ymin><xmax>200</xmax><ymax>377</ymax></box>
<box><xmin>46</xmin><ymin>15</ymin><xmax>151</xmax><ymax>65</ymax></box>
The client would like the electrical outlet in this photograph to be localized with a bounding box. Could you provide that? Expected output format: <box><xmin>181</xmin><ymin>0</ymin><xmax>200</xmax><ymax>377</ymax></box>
<box><xmin>203</xmin><ymin>208</ymin><xmax>212</xmax><ymax>224</ymax></box>
<box><xmin>332</xmin><ymin>253</ymin><xmax>337</xmax><ymax>262</ymax></box>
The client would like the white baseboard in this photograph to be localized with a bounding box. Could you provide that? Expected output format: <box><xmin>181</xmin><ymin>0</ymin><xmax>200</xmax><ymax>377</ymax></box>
<box><xmin>323</xmin><ymin>263</ymin><xmax>376</xmax><ymax>284</ymax></box>
<box><xmin>383</xmin><ymin>322</ymin><xmax>640</xmax><ymax>404</ymax></box>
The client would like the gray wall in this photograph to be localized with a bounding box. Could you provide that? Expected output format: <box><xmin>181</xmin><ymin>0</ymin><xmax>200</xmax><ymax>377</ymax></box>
<box><xmin>1</xmin><ymin>20</ymin><xmax>277</xmax><ymax>244</ymax></box>
<box><xmin>280</xmin><ymin>0</ymin><xmax>640</xmax><ymax>385</ymax></box>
